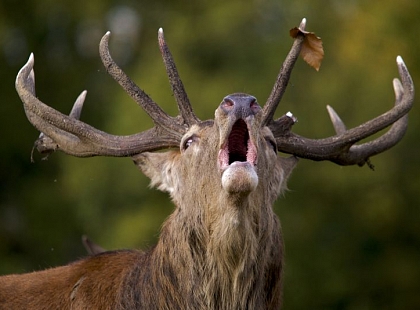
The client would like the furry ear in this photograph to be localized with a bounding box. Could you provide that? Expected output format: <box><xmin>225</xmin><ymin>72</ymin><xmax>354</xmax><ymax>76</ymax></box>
<box><xmin>277</xmin><ymin>155</ymin><xmax>299</xmax><ymax>193</ymax></box>
<box><xmin>279</xmin><ymin>156</ymin><xmax>298</xmax><ymax>182</ymax></box>
<box><xmin>132</xmin><ymin>151</ymin><xmax>180</xmax><ymax>194</ymax></box>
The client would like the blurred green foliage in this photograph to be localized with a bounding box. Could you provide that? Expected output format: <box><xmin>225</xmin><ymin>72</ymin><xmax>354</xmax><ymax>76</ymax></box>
<box><xmin>1</xmin><ymin>0</ymin><xmax>419</xmax><ymax>308</ymax></box>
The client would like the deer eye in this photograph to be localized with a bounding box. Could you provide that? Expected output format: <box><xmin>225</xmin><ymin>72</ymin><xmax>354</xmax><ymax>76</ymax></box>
<box><xmin>182</xmin><ymin>135</ymin><xmax>198</xmax><ymax>151</ymax></box>
<box><xmin>265</xmin><ymin>137</ymin><xmax>277</xmax><ymax>153</ymax></box>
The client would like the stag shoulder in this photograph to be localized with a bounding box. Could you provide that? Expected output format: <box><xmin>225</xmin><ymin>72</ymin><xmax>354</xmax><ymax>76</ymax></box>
<box><xmin>0</xmin><ymin>250</ymin><xmax>145</xmax><ymax>309</ymax></box>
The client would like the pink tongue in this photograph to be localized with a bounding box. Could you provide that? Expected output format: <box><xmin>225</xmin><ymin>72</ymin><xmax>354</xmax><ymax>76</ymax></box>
<box><xmin>246</xmin><ymin>140</ymin><xmax>257</xmax><ymax>164</ymax></box>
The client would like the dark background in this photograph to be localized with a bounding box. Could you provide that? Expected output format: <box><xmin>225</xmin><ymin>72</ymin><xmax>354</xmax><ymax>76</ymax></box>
<box><xmin>1</xmin><ymin>0</ymin><xmax>419</xmax><ymax>308</ymax></box>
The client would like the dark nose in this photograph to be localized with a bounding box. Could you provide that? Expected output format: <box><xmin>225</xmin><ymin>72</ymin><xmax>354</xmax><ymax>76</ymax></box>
<box><xmin>220</xmin><ymin>93</ymin><xmax>261</xmax><ymax>119</ymax></box>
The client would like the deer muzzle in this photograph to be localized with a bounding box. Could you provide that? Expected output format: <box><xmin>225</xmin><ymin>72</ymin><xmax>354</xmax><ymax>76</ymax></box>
<box><xmin>217</xmin><ymin>93</ymin><xmax>261</xmax><ymax>194</ymax></box>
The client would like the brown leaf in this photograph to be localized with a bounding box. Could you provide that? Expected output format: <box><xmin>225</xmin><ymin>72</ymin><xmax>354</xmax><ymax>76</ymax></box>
<box><xmin>290</xmin><ymin>27</ymin><xmax>324</xmax><ymax>71</ymax></box>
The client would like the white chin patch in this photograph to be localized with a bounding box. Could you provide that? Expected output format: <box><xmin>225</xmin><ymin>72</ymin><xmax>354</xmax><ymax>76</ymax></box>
<box><xmin>221</xmin><ymin>162</ymin><xmax>258</xmax><ymax>194</ymax></box>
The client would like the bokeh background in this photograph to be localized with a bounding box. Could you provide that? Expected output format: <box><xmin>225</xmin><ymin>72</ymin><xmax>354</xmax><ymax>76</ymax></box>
<box><xmin>1</xmin><ymin>0</ymin><xmax>419</xmax><ymax>308</ymax></box>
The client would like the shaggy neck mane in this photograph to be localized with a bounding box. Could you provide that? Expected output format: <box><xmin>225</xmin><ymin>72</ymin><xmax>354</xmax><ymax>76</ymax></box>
<box><xmin>139</xmin><ymin>193</ymin><xmax>282</xmax><ymax>310</ymax></box>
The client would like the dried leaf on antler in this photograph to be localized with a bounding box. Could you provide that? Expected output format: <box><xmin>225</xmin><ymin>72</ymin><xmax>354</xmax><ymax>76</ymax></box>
<box><xmin>289</xmin><ymin>26</ymin><xmax>324</xmax><ymax>71</ymax></box>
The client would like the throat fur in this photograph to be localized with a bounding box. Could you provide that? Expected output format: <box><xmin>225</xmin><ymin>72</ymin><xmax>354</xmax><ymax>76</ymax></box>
<box><xmin>149</xmin><ymin>196</ymin><xmax>283</xmax><ymax>310</ymax></box>
<box><xmin>204</xmin><ymin>207</ymin><xmax>260</xmax><ymax>309</ymax></box>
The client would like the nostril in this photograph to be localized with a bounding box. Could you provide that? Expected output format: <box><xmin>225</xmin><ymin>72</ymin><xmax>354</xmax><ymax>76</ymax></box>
<box><xmin>250</xmin><ymin>99</ymin><xmax>261</xmax><ymax>114</ymax></box>
<box><xmin>221</xmin><ymin>98</ymin><xmax>234</xmax><ymax>111</ymax></box>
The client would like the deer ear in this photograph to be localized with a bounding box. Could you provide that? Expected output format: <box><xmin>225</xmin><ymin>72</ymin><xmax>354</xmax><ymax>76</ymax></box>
<box><xmin>279</xmin><ymin>155</ymin><xmax>298</xmax><ymax>181</ymax></box>
<box><xmin>132</xmin><ymin>152</ymin><xmax>180</xmax><ymax>194</ymax></box>
<box><xmin>277</xmin><ymin>156</ymin><xmax>298</xmax><ymax>193</ymax></box>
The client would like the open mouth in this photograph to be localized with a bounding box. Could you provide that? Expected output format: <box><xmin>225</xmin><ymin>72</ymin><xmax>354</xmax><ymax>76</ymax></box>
<box><xmin>218</xmin><ymin>119</ymin><xmax>257</xmax><ymax>170</ymax></box>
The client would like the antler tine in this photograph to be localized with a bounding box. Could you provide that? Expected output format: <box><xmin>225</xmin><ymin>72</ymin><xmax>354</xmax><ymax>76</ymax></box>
<box><xmin>16</xmin><ymin>54</ymin><xmax>182</xmax><ymax>158</ymax></box>
<box><xmin>158</xmin><ymin>28</ymin><xmax>200</xmax><ymax>126</ymax></box>
<box><xmin>69</xmin><ymin>90</ymin><xmax>87</xmax><ymax>119</ymax></box>
<box><xmin>99</xmin><ymin>32</ymin><xmax>186</xmax><ymax>136</ymax></box>
<box><xmin>326</xmin><ymin>105</ymin><xmax>347</xmax><ymax>135</ymax></box>
<box><xmin>32</xmin><ymin>90</ymin><xmax>87</xmax><ymax>160</ymax></box>
<box><xmin>274</xmin><ymin>56</ymin><xmax>414</xmax><ymax>166</ymax></box>
<box><xmin>262</xmin><ymin>18</ymin><xmax>307</xmax><ymax>126</ymax></box>
<box><xmin>331</xmin><ymin>69</ymin><xmax>412</xmax><ymax>166</ymax></box>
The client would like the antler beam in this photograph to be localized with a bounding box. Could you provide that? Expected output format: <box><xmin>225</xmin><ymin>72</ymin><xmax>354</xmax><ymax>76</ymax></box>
<box><xmin>272</xmin><ymin>56</ymin><xmax>414</xmax><ymax>166</ymax></box>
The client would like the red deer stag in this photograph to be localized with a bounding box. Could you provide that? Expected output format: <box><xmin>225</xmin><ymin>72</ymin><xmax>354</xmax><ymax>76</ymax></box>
<box><xmin>0</xmin><ymin>19</ymin><xmax>414</xmax><ymax>309</ymax></box>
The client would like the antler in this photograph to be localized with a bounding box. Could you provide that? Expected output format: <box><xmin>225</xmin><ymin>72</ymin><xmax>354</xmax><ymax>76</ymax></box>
<box><xmin>16</xmin><ymin>29</ymin><xmax>198</xmax><ymax>159</ymax></box>
<box><xmin>264</xmin><ymin>19</ymin><xmax>414</xmax><ymax>167</ymax></box>
<box><xmin>262</xmin><ymin>18</ymin><xmax>308</xmax><ymax>126</ymax></box>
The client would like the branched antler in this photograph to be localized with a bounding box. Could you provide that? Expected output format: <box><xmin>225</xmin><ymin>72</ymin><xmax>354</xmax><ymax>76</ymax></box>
<box><xmin>271</xmin><ymin>55</ymin><xmax>414</xmax><ymax>166</ymax></box>
<box><xmin>16</xmin><ymin>29</ymin><xmax>199</xmax><ymax>159</ymax></box>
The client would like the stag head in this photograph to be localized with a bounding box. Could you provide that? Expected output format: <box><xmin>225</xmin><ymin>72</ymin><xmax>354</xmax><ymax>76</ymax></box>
<box><xmin>15</xmin><ymin>18</ymin><xmax>414</xmax><ymax>230</ymax></box>
<box><xmin>135</xmin><ymin>93</ymin><xmax>297</xmax><ymax>205</ymax></box>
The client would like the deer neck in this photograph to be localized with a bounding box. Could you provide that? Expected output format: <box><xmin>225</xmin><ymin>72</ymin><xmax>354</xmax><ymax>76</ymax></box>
<box><xmin>152</xmin><ymin>190</ymin><xmax>278</xmax><ymax>308</ymax></box>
